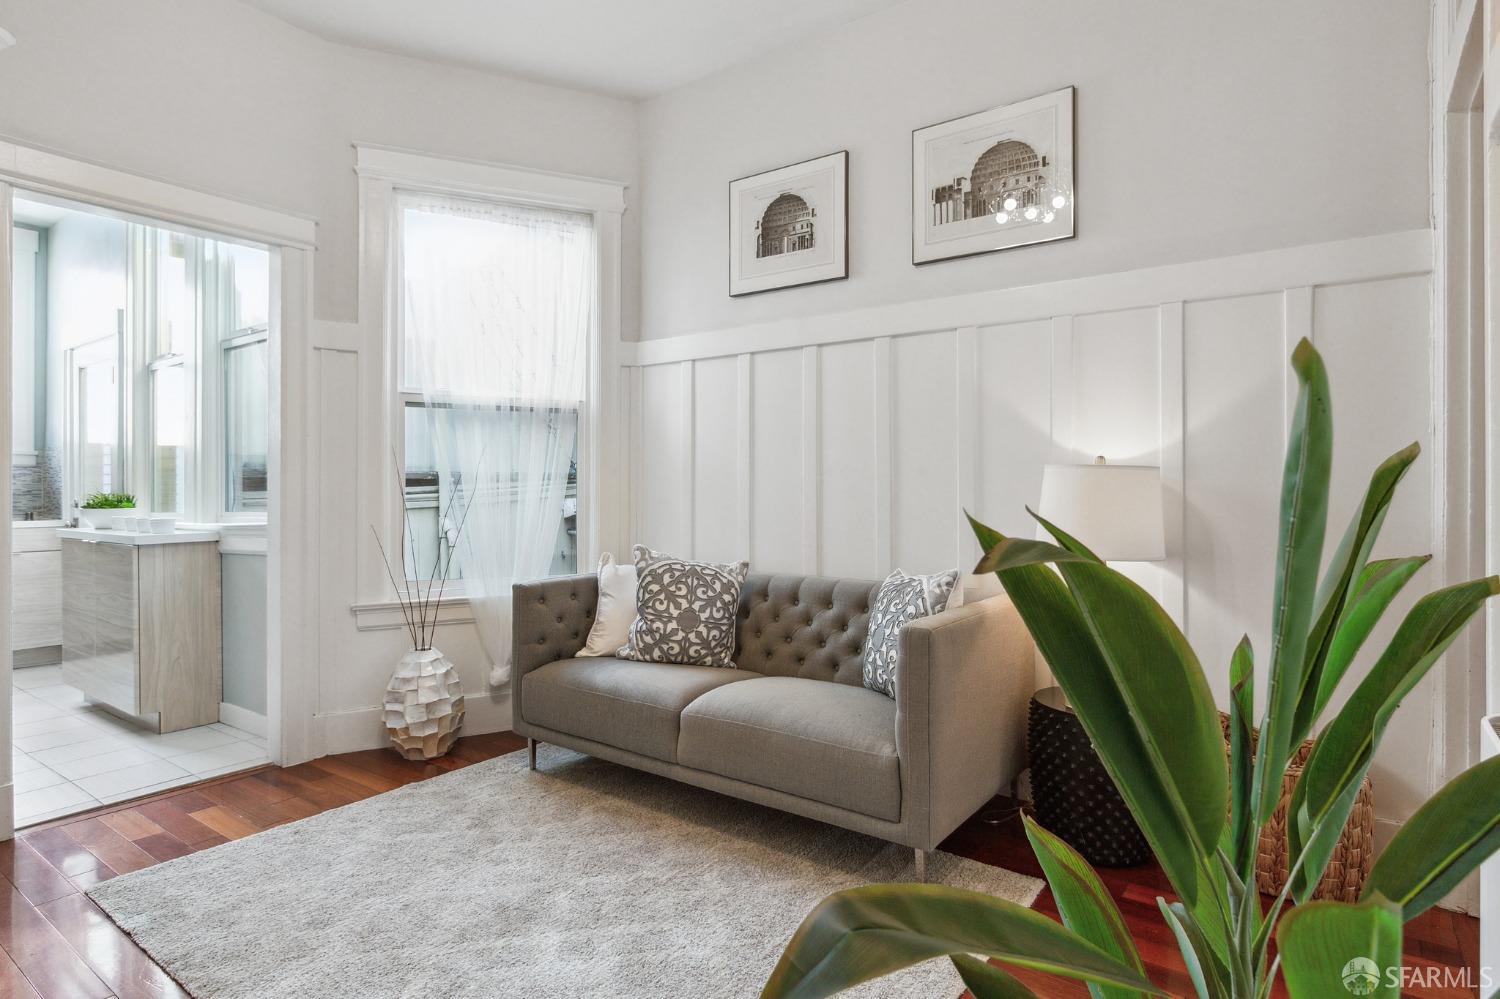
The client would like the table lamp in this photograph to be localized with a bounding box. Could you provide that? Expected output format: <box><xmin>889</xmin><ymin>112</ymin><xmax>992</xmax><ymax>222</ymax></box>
<box><xmin>1036</xmin><ymin>456</ymin><xmax>1165</xmax><ymax>562</ymax></box>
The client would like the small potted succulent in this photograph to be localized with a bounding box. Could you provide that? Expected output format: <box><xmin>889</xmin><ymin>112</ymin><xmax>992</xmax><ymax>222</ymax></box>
<box><xmin>77</xmin><ymin>492</ymin><xmax>136</xmax><ymax>530</ymax></box>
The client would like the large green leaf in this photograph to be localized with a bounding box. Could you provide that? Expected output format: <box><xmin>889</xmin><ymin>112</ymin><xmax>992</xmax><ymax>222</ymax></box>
<box><xmin>1363</xmin><ymin>755</ymin><xmax>1500</xmax><ymax>920</ymax></box>
<box><xmin>1308</xmin><ymin>556</ymin><xmax>1429</xmax><ymax>723</ymax></box>
<box><xmin>1049</xmin><ymin>558</ymin><xmax>1227</xmax><ymax>861</ymax></box>
<box><xmin>1256</xmin><ymin>338</ymin><xmax>1333</xmax><ymax>823</ymax></box>
<box><xmin>951</xmin><ymin>955</ymin><xmax>1040</xmax><ymax>999</ymax></box>
<box><xmin>1276</xmin><ymin>896</ymin><xmax>1402</xmax><ymax>999</ymax></box>
<box><xmin>1289</xmin><ymin>576</ymin><xmax>1500</xmax><ymax>899</ymax></box>
<box><xmin>1157</xmin><ymin>899</ymin><xmax>1228</xmax><ymax>999</ymax></box>
<box><xmin>1026</xmin><ymin>510</ymin><xmax>1226</xmax><ymax>863</ymax></box>
<box><xmin>968</xmin><ymin>514</ymin><xmax>1207</xmax><ymax>909</ymax></box>
<box><xmin>1290</xmin><ymin>444</ymin><xmax>1420</xmax><ymax>748</ymax></box>
<box><xmin>1227</xmin><ymin>638</ymin><xmax>1256</xmax><ymax>882</ymax></box>
<box><xmin>1023</xmin><ymin>816</ymin><xmax>1148</xmax><ymax>999</ymax></box>
<box><xmin>758</xmin><ymin>884</ymin><xmax>1164</xmax><ymax>999</ymax></box>
<box><xmin>974</xmin><ymin>533</ymin><xmax>1094</xmax><ymax>574</ymax></box>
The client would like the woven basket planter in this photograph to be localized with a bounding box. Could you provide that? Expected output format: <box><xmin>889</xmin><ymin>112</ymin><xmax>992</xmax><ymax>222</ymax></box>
<box><xmin>1219</xmin><ymin>714</ymin><xmax>1374</xmax><ymax>902</ymax></box>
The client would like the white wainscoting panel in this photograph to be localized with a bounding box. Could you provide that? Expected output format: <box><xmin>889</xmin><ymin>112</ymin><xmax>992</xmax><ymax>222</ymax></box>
<box><xmin>1182</xmin><ymin>292</ymin><xmax>1286</xmax><ymax>704</ymax></box>
<box><xmin>640</xmin><ymin>363</ymin><xmax>690</xmax><ymax>556</ymax></box>
<box><xmin>892</xmin><ymin>332</ymin><xmax>958</xmax><ymax>573</ymax></box>
<box><xmin>315</xmin><ymin>347</ymin><xmax>361</xmax><ymax>718</ymax></box>
<box><xmin>750</xmin><ymin>350</ymin><xmax>807</xmax><ymax>572</ymax></box>
<box><xmin>622</xmin><ymin>230</ymin><xmax>1459</xmax><ymax>841</ymax></box>
<box><xmin>691</xmin><ymin>356</ymin><xmax>739</xmax><ymax>564</ymax></box>
<box><xmin>975</xmin><ymin>320</ymin><xmax>1054</xmax><ymax>542</ymax></box>
<box><xmin>819</xmin><ymin>340</ymin><xmax>880</xmax><ymax>579</ymax></box>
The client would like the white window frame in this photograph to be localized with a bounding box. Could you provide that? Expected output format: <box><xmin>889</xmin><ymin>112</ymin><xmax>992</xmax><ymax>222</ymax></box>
<box><xmin>120</xmin><ymin>223</ymin><xmax>271</xmax><ymax>526</ymax></box>
<box><xmin>62</xmin><ymin>333</ymin><xmax>126</xmax><ymax>511</ymax></box>
<box><xmin>351</xmin><ymin>144</ymin><xmax>627</xmax><ymax>624</ymax></box>
<box><xmin>217</xmin><ymin>324</ymin><xmax>270</xmax><ymax>522</ymax></box>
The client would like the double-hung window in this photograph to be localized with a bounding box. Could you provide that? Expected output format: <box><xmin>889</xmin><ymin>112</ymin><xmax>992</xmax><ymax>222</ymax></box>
<box><xmin>394</xmin><ymin>193</ymin><xmax>593</xmax><ymax>585</ymax></box>
<box><xmin>216</xmin><ymin>242</ymin><xmax>270</xmax><ymax>515</ymax></box>
<box><xmin>111</xmin><ymin>215</ymin><xmax>269</xmax><ymax>524</ymax></box>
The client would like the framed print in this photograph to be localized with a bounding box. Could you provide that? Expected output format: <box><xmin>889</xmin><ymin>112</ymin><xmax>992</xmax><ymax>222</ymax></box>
<box><xmin>911</xmin><ymin>86</ymin><xmax>1074</xmax><ymax>265</ymax></box>
<box><xmin>729</xmin><ymin>150</ymin><xmax>848</xmax><ymax>296</ymax></box>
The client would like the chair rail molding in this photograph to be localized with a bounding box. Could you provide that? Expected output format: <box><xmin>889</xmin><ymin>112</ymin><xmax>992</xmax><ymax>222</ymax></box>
<box><xmin>623</xmin><ymin>230</ymin><xmax>1429</xmax><ymax>367</ymax></box>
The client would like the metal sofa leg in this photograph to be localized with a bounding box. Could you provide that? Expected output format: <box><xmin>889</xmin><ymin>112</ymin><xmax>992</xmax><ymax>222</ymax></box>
<box><xmin>914</xmin><ymin>848</ymin><xmax>928</xmax><ymax>883</ymax></box>
<box><xmin>528</xmin><ymin>738</ymin><xmax>537</xmax><ymax>771</ymax></box>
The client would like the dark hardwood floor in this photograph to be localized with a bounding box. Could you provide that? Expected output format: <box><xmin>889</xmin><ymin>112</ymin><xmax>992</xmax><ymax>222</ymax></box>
<box><xmin>0</xmin><ymin>730</ymin><xmax>1481</xmax><ymax>998</ymax></box>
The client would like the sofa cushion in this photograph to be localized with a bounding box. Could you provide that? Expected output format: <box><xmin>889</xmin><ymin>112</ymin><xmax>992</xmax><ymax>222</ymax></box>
<box><xmin>735</xmin><ymin>575</ymin><xmax>880</xmax><ymax>686</ymax></box>
<box><xmin>523</xmin><ymin>658</ymin><xmax>762</xmax><ymax>762</ymax></box>
<box><xmin>678</xmin><ymin>677</ymin><xmax>901</xmax><ymax>821</ymax></box>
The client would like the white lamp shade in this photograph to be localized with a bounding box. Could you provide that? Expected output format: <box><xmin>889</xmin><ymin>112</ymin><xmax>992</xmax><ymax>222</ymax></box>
<box><xmin>1037</xmin><ymin>462</ymin><xmax>1166</xmax><ymax>562</ymax></box>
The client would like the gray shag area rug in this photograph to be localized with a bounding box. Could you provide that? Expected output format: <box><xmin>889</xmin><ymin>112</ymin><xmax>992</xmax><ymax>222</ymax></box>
<box><xmin>89</xmin><ymin>745</ymin><xmax>1042</xmax><ymax>998</ymax></box>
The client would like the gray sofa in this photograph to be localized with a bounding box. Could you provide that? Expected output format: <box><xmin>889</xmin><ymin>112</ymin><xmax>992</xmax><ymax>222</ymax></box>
<box><xmin>511</xmin><ymin>572</ymin><xmax>1035</xmax><ymax>878</ymax></box>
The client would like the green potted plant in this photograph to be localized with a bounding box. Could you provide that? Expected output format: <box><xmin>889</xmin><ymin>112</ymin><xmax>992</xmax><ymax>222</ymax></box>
<box><xmin>77</xmin><ymin>492</ymin><xmax>136</xmax><ymax>530</ymax></box>
<box><xmin>761</xmin><ymin>339</ymin><xmax>1500</xmax><ymax>999</ymax></box>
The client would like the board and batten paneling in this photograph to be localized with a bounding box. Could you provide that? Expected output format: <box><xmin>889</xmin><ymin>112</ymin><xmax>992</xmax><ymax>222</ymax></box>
<box><xmin>623</xmin><ymin>229</ymin><xmax>1454</xmax><ymax>844</ymax></box>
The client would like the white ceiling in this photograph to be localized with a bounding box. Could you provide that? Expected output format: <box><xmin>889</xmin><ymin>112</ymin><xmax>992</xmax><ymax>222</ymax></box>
<box><xmin>239</xmin><ymin>0</ymin><xmax>906</xmax><ymax>99</ymax></box>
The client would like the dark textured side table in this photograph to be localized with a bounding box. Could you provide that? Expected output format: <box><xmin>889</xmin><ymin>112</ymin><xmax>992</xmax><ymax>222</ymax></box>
<box><xmin>1028</xmin><ymin>686</ymin><xmax>1151</xmax><ymax>867</ymax></box>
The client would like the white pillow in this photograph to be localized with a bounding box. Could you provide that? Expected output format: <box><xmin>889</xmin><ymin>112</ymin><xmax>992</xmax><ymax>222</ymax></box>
<box><xmin>578</xmin><ymin>553</ymin><xmax>638</xmax><ymax>657</ymax></box>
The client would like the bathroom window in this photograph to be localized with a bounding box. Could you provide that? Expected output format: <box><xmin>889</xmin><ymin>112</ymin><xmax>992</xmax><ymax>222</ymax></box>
<box><xmin>223</xmin><ymin>335</ymin><xmax>268</xmax><ymax>513</ymax></box>
<box><xmin>17</xmin><ymin>194</ymin><xmax>270</xmax><ymax>526</ymax></box>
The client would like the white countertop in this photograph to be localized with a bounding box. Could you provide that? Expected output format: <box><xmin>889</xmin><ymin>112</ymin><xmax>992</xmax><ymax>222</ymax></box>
<box><xmin>57</xmin><ymin>526</ymin><xmax>221</xmax><ymax>546</ymax></box>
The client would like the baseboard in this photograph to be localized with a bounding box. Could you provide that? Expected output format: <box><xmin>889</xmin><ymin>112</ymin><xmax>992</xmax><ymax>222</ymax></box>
<box><xmin>13</xmin><ymin>646</ymin><xmax>61</xmax><ymax>668</ymax></box>
<box><xmin>0</xmin><ymin>780</ymin><xmax>13</xmax><ymax>840</ymax></box>
<box><xmin>218</xmin><ymin>701</ymin><xmax>268</xmax><ymax>738</ymax></box>
<box><xmin>313</xmin><ymin>691</ymin><xmax>512</xmax><ymax>757</ymax></box>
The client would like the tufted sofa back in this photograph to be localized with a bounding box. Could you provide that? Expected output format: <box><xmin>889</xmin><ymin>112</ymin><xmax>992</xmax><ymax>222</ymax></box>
<box><xmin>734</xmin><ymin>573</ymin><xmax>881</xmax><ymax>686</ymax></box>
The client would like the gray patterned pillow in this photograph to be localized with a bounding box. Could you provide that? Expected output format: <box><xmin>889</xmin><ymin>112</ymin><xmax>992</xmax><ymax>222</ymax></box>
<box><xmin>862</xmin><ymin>568</ymin><xmax>960</xmax><ymax>698</ymax></box>
<box><xmin>618</xmin><ymin>545</ymin><xmax>750</xmax><ymax>668</ymax></box>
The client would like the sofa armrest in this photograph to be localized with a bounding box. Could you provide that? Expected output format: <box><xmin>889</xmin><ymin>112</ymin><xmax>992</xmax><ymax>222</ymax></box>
<box><xmin>511</xmin><ymin>573</ymin><xmax>599</xmax><ymax>728</ymax></box>
<box><xmin>895</xmin><ymin>594</ymin><xmax>1035</xmax><ymax>850</ymax></box>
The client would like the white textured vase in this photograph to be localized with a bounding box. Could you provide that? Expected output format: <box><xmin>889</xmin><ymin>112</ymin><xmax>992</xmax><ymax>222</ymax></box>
<box><xmin>384</xmin><ymin>647</ymin><xmax>465</xmax><ymax>761</ymax></box>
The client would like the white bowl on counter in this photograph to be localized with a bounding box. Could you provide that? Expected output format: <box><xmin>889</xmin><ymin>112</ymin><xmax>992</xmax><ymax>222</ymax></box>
<box><xmin>79</xmin><ymin>508</ymin><xmax>128</xmax><ymax>530</ymax></box>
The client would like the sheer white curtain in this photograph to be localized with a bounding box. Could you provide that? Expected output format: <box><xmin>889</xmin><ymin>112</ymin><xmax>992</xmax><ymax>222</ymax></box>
<box><xmin>400</xmin><ymin>192</ymin><xmax>594</xmax><ymax>687</ymax></box>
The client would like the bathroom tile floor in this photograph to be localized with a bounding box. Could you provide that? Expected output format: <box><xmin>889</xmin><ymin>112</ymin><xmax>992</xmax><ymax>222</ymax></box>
<box><xmin>11</xmin><ymin>664</ymin><xmax>269</xmax><ymax>827</ymax></box>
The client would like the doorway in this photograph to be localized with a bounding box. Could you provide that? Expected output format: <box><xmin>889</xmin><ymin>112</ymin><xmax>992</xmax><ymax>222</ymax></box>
<box><xmin>7</xmin><ymin>193</ymin><xmax>272</xmax><ymax>825</ymax></box>
<box><xmin>0</xmin><ymin>137</ymin><xmax>316</xmax><ymax>840</ymax></box>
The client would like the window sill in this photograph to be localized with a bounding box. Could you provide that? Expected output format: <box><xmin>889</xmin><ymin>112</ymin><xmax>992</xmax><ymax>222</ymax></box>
<box><xmin>350</xmin><ymin>595</ymin><xmax>475</xmax><ymax>633</ymax></box>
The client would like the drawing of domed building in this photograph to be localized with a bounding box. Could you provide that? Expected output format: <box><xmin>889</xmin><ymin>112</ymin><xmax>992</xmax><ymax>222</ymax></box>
<box><xmin>756</xmin><ymin>193</ymin><xmax>816</xmax><ymax>257</ymax></box>
<box><xmin>930</xmin><ymin>139</ymin><xmax>1050</xmax><ymax>226</ymax></box>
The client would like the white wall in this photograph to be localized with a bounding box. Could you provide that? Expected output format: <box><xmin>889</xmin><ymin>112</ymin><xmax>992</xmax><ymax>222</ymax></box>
<box><xmin>638</xmin><ymin>0</ymin><xmax>1430</xmax><ymax>340</ymax></box>
<box><xmin>0</xmin><ymin>0</ymin><xmax>640</xmax><ymax>333</ymax></box>
<box><xmin>0</xmin><ymin>0</ymin><xmax>640</xmax><ymax>755</ymax></box>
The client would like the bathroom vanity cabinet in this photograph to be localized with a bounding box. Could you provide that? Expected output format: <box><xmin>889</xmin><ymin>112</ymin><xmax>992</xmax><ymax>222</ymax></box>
<box><xmin>60</xmin><ymin>529</ymin><xmax>222</xmax><ymax>733</ymax></box>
